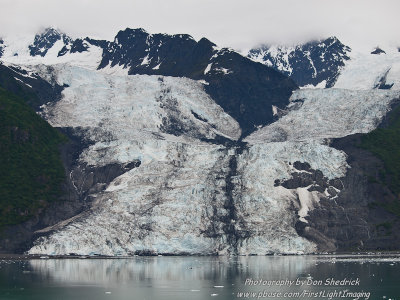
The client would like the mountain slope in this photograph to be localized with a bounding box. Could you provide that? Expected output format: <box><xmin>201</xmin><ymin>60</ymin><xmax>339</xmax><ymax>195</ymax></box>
<box><xmin>2</xmin><ymin>27</ymin><xmax>400</xmax><ymax>254</ymax></box>
<box><xmin>1</xmin><ymin>28</ymin><xmax>299</xmax><ymax>134</ymax></box>
<box><xmin>246</xmin><ymin>88</ymin><xmax>400</xmax><ymax>251</ymax></box>
<box><xmin>248</xmin><ymin>37</ymin><xmax>351</xmax><ymax>88</ymax></box>
<box><xmin>0</xmin><ymin>78</ymin><xmax>66</xmax><ymax>228</ymax></box>
<box><xmin>0</xmin><ymin>39</ymin><xmax>4</xmax><ymax>57</ymax></box>
<box><xmin>29</xmin><ymin>28</ymin><xmax>73</xmax><ymax>57</ymax></box>
<box><xmin>334</xmin><ymin>46</ymin><xmax>400</xmax><ymax>90</ymax></box>
<box><xmin>0</xmin><ymin>63</ymin><xmax>147</xmax><ymax>253</ymax></box>
<box><xmin>95</xmin><ymin>28</ymin><xmax>298</xmax><ymax>134</ymax></box>
<box><xmin>360</xmin><ymin>105</ymin><xmax>400</xmax><ymax>198</ymax></box>
<box><xmin>248</xmin><ymin>37</ymin><xmax>400</xmax><ymax>91</ymax></box>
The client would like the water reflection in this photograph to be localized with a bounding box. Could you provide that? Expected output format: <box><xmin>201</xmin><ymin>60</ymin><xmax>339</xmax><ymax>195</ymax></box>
<box><xmin>28</xmin><ymin>256</ymin><xmax>316</xmax><ymax>284</ymax></box>
<box><xmin>0</xmin><ymin>255</ymin><xmax>399</xmax><ymax>300</ymax></box>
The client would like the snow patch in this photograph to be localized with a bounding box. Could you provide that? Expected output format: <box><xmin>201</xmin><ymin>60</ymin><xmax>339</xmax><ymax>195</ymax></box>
<box><xmin>152</xmin><ymin>63</ymin><xmax>161</xmax><ymax>70</ymax></box>
<box><xmin>140</xmin><ymin>55</ymin><xmax>151</xmax><ymax>66</ymax></box>
<box><xmin>0</xmin><ymin>34</ymin><xmax>103</xmax><ymax>70</ymax></box>
<box><xmin>204</xmin><ymin>63</ymin><xmax>212</xmax><ymax>74</ymax></box>
<box><xmin>215</xmin><ymin>67</ymin><xmax>232</xmax><ymax>75</ymax></box>
<box><xmin>334</xmin><ymin>48</ymin><xmax>400</xmax><ymax>90</ymax></box>
<box><xmin>13</xmin><ymin>76</ymin><xmax>32</xmax><ymax>88</ymax></box>
<box><xmin>296</xmin><ymin>187</ymin><xmax>320</xmax><ymax>223</ymax></box>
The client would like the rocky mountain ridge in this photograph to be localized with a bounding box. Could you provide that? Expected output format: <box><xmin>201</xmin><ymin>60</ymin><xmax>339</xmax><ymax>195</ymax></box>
<box><xmin>247</xmin><ymin>37</ymin><xmax>351</xmax><ymax>88</ymax></box>
<box><xmin>248</xmin><ymin>37</ymin><xmax>400</xmax><ymax>91</ymax></box>
<box><xmin>0</xmin><ymin>27</ymin><xmax>297</xmax><ymax>134</ymax></box>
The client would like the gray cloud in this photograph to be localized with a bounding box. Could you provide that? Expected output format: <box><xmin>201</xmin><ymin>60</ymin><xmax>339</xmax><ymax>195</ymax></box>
<box><xmin>0</xmin><ymin>0</ymin><xmax>399</xmax><ymax>50</ymax></box>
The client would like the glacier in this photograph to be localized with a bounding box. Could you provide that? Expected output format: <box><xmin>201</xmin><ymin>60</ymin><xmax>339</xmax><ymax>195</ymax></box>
<box><xmin>246</xmin><ymin>88</ymin><xmax>399</xmax><ymax>143</ymax></box>
<box><xmin>26</xmin><ymin>62</ymin><xmax>400</xmax><ymax>256</ymax></box>
<box><xmin>2</xmin><ymin>29</ymin><xmax>400</xmax><ymax>255</ymax></box>
<box><xmin>27</xmin><ymin>64</ymin><xmax>317</xmax><ymax>255</ymax></box>
<box><xmin>334</xmin><ymin>47</ymin><xmax>400</xmax><ymax>90</ymax></box>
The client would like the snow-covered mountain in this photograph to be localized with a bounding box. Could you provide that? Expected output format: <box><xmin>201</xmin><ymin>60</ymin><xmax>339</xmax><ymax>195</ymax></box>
<box><xmin>247</xmin><ymin>37</ymin><xmax>351</xmax><ymax>88</ymax></box>
<box><xmin>29</xmin><ymin>27</ymin><xmax>73</xmax><ymax>57</ymax></box>
<box><xmin>1</xmin><ymin>28</ymin><xmax>400</xmax><ymax>255</ymax></box>
<box><xmin>334</xmin><ymin>45</ymin><xmax>400</xmax><ymax>90</ymax></box>
<box><xmin>0</xmin><ymin>39</ymin><xmax>4</xmax><ymax>57</ymax></box>
<box><xmin>0</xmin><ymin>27</ymin><xmax>297</xmax><ymax>134</ymax></box>
<box><xmin>248</xmin><ymin>37</ymin><xmax>400</xmax><ymax>90</ymax></box>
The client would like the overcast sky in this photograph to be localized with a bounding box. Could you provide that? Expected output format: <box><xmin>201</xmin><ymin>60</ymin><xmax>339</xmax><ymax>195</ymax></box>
<box><xmin>1</xmin><ymin>0</ymin><xmax>399</xmax><ymax>51</ymax></box>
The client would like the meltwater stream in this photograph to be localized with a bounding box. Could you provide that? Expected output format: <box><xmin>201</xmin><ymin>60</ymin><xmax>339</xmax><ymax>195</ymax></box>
<box><xmin>0</xmin><ymin>255</ymin><xmax>399</xmax><ymax>300</ymax></box>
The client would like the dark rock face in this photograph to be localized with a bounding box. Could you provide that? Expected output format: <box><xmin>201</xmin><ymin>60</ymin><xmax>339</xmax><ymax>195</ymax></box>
<box><xmin>29</xmin><ymin>28</ymin><xmax>72</xmax><ymax>57</ymax></box>
<box><xmin>248</xmin><ymin>37</ymin><xmax>351</xmax><ymax>88</ymax></box>
<box><xmin>318</xmin><ymin>134</ymin><xmax>400</xmax><ymax>251</ymax></box>
<box><xmin>273</xmin><ymin>122</ymin><xmax>400</xmax><ymax>253</ymax></box>
<box><xmin>275</xmin><ymin>161</ymin><xmax>342</xmax><ymax>197</ymax></box>
<box><xmin>95</xmin><ymin>28</ymin><xmax>298</xmax><ymax>135</ymax></box>
<box><xmin>58</xmin><ymin>38</ymin><xmax>107</xmax><ymax>57</ymax></box>
<box><xmin>69</xmin><ymin>39</ymin><xmax>90</xmax><ymax>53</ymax></box>
<box><xmin>371</xmin><ymin>47</ymin><xmax>386</xmax><ymax>55</ymax></box>
<box><xmin>288</xmin><ymin>133</ymin><xmax>400</xmax><ymax>252</ymax></box>
<box><xmin>374</xmin><ymin>68</ymin><xmax>394</xmax><ymax>90</ymax></box>
<box><xmin>203</xmin><ymin>50</ymin><xmax>296</xmax><ymax>136</ymax></box>
<box><xmin>274</xmin><ymin>161</ymin><xmax>343</xmax><ymax>252</ymax></box>
<box><xmin>0</xmin><ymin>64</ymin><xmax>64</xmax><ymax>110</ymax></box>
<box><xmin>0</xmin><ymin>39</ymin><xmax>4</xmax><ymax>58</ymax></box>
<box><xmin>98</xmin><ymin>28</ymin><xmax>202</xmax><ymax>75</ymax></box>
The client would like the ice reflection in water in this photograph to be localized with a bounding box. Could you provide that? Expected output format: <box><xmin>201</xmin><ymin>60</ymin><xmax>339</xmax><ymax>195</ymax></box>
<box><xmin>28</xmin><ymin>256</ymin><xmax>312</xmax><ymax>284</ymax></box>
<box><xmin>0</xmin><ymin>255</ymin><xmax>399</xmax><ymax>300</ymax></box>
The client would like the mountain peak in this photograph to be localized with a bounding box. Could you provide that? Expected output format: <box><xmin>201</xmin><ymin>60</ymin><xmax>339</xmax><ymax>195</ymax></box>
<box><xmin>371</xmin><ymin>47</ymin><xmax>386</xmax><ymax>55</ymax></box>
<box><xmin>0</xmin><ymin>39</ymin><xmax>4</xmax><ymax>58</ymax></box>
<box><xmin>324</xmin><ymin>36</ymin><xmax>339</xmax><ymax>43</ymax></box>
<box><xmin>171</xmin><ymin>33</ymin><xmax>195</xmax><ymax>41</ymax></box>
<box><xmin>42</xmin><ymin>27</ymin><xmax>62</xmax><ymax>36</ymax></box>
<box><xmin>29</xmin><ymin>27</ymin><xmax>72</xmax><ymax>57</ymax></box>
<box><xmin>320</xmin><ymin>36</ymin><xmax>351</xmax><ymax>51</ymax></box>
<box><xmin>113</xmin><ymin>28</ymin><xmax>149</xmax><ymax>45</ymax></box>
<box><xmin>130</xmin><ymin>27</ymin><xmax>148</xmax><ymax>34</ymax></box>
<box><xmin>198</xmin><ymin>37</ymin><xmax>216</xmax><ymax>47</ymax></box>
<box><xmin>247</xmin><ymin>36</ymin><xmax>351</xmax><ymax>87</ymax></box>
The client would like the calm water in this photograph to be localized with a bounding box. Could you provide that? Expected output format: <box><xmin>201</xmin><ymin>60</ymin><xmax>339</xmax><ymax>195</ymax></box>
<box><xmin>0</xmin><ymin>255</ymin><xmax>398</xmax><ymax>300</ymax></box>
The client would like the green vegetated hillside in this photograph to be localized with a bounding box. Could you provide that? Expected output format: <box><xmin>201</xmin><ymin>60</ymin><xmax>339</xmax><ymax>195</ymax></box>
<box><xmin>0</xmin><ymin>65</ymin><xmax>41</xmax><ymax>109</ymax></box>
<box><xmin>0</xmin><ymin>83</ymin><xmax>66</xmax><ymax>228</ymax></box>
<box><xmin>360</xmin><ymin>104</ymin><xmax>400</xmax><ymax>216</ymax></box>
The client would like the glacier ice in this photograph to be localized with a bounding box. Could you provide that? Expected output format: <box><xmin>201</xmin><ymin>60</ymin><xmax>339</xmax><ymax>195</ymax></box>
<box><xmin>24</xmin><ymin>63</ymin><xmax>400</xmax><ymax>255</ymax></box>
<box><xmin>246</xmin><ymin>88</ymin><xmax>400</xmax><ymax>143</ymax></box>
<box><xmin>334</xmin><ymin>47</ymin><xmax>400</xmax><ymax>90</ymax></box>
<box><xmin>27</xmin><ymin>65</ymin><xmax>318</xmax><ymax>255</ymax></box>
<box><xmin>28</xmin><ymin>63</ymin><xmax>400</xmax><ymax>256</ymax></box>
<box><xmin>3</xmin><ymin>30</ymin><xmax>400</xmax><ymax>255</ymax></box>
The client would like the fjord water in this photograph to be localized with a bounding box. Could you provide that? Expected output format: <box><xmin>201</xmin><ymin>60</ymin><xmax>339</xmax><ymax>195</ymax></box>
<box><xmin>0</xmin><ymin>255</ymin><xmax>398</xmax><ymax>300</ymax></box>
